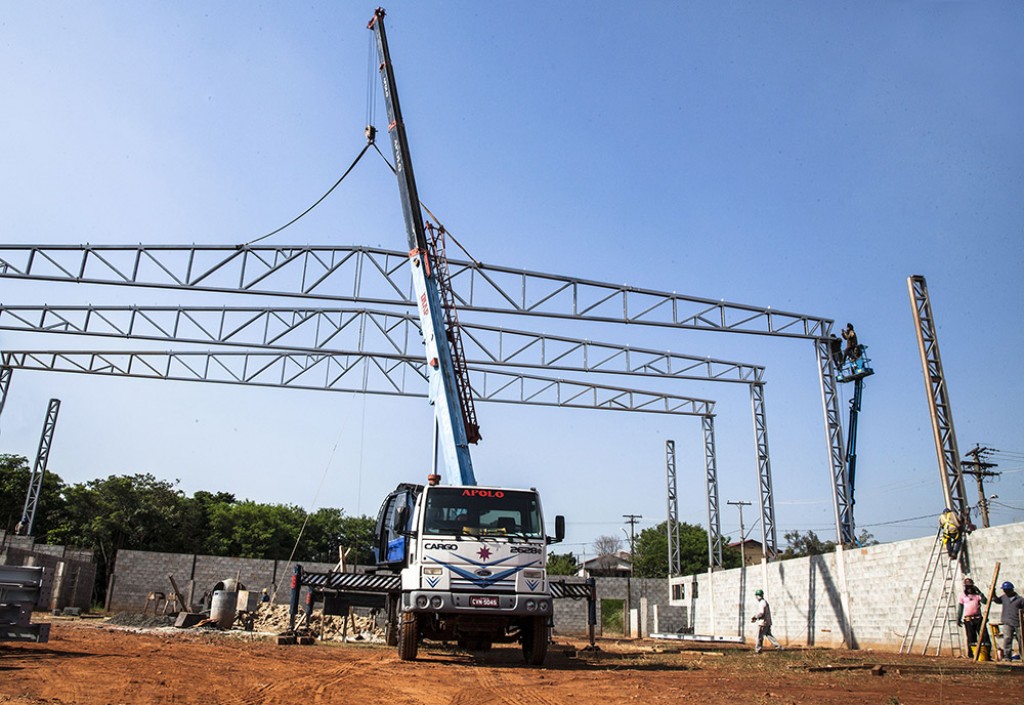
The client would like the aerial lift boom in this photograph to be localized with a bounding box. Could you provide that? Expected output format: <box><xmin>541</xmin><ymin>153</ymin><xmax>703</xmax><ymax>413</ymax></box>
<box><xmin>835</xmin><ymin>338</ymin><xmax>873</xmax><ymax>542</ymax></box>
<box><xmin>369</xmin><ymin>7</ymin><xmax>477</xmax><ymax>485</ymax></box>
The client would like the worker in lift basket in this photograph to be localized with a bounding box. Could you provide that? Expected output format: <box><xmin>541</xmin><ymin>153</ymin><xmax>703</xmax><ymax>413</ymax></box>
<box><xmin>841</xmin><ymin>323</ymin><xmax>859</xmax><ymax>365</ymax></box>
<box><xmin>751</xmin><ymin>589</ymin><xmax>782</xmax><ymax>653</ymax></box>
<box><xmin>992</xmin><ymin>581</ymin><xmax>1024</xmax><ymax>661</ymax></box>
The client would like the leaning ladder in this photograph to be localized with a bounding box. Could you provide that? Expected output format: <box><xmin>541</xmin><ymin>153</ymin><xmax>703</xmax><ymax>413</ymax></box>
<box><xmin>900</xmin><ymin>530</ymin><xmax>964</xmax><ymax>656</ymax></box>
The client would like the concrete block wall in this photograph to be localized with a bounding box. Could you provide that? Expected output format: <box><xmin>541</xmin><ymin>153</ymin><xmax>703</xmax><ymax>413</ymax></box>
<box><xmin>672</xmin><ymin>521</ymin><xmax>1024</xmax><ymax>652</ymax></box>
<box><xmin>109</xmin><ymin>550</ymin><xmax>339</xmax><ymax>613</ymax></box>
<box><xmin>1</xmin><ymin>533</ymin><xmax>97</xmax><ymax>611</ymax></box>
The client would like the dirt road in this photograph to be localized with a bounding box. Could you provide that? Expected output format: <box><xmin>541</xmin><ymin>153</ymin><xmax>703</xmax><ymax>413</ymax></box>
<box><xmin>1</xmin><ymin>620</ymin><xmax>1020</xmax><ymax>705</ymax></box>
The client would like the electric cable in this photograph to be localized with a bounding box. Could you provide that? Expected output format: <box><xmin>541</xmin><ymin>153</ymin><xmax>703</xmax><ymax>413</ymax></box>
<box><xmin>240</xmin><ymin>139</ymin><xmax>373</xmax><ymax>248</ymax></box>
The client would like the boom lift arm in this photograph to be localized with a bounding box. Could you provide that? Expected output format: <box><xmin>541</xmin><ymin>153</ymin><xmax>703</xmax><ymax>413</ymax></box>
<box><xmin>369</xmin><ymin>7</ymin><xmax>477</xmax><ymax>485</ymax></box>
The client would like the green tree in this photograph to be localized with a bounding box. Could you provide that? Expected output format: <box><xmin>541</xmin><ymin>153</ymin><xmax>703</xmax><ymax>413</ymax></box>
<box><xmin>779</xmin><ymin>530</ymin><xmax>836</xmax><ymax>559</ymax></box>
<box><xmin>546</xmin><ymin>552</ymin><xmax>579</xmax><ymax>576</ymax></box>
<box><xmin>0</xmin><ymin>453</ymin><xmax>66</xmax><ymax>537</ymax></box>
<box><xmin>204</xmin><ymin>500</ymin><xmax>306</xmax><ymax>559</ymax></box>
<box><xmin>300</xmin><ymin>509</ymin><xmax>375</xmax><ymax>565</ymax></box>
<box><xmin>632</xmin><ymin>521</ymin><xmax>742</xmax><ymax>578</ymax></box>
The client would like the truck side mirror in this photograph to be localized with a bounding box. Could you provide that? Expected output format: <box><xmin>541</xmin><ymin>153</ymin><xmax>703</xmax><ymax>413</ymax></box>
<box><xmin>549</xmin><ymin>515</ymin><xmax>565</xmax><ymax>544</ymax></box>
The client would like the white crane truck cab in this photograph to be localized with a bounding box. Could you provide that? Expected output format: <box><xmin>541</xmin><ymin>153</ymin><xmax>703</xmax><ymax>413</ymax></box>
<box><xmin>373</xmin><ymin>480</ymin><xmax>565</xmax><ymax>664</ymax></box>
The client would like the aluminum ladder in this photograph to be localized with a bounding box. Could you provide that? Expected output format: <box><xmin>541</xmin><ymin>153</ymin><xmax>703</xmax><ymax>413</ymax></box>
<box><xmin>900</xmin><ymin>530</ymin><xmax>965</xmax><ymax>656</ymax></box>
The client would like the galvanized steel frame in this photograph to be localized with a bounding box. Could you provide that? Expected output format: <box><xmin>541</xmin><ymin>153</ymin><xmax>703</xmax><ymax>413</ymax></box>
<box><xmin>750</xmin><ymin>382</ymin><xmax>777</xmax><ymax>555</ymax></box>
<box><xmin>665</xmin><ymin>440</ymin><xmax>682</xmax><ymax>577</ymax></box>
<box><xmin>907</xmin><ymin>275</ymin><xmax>967</xmax><ymax>515</ymax></box>
<box><xmin>0</xmin><ymin>244</ymin><xmax>831</xmax><ymax>337</ymax></box>
<box><xmin>0</xmin><ymin>304</ymin><xmax>764</xmax><ymax>384</ymax></box>
<box><xmin>0</xmin><ymin>351</ymin><xmax>715</xmax><ymax>418</ymax></box>
<box><xmin>816</xmin><ymin>339</ymin><xmax>854</xmax><ymax>545</ymax></box>
<box><xmin>702</xmin><ymin>415</ymin><xmax>724</xmax><ymax>569</ymax></box>
<box><xmin>0</xmin><ymin>243</ymin><xmax>849</xmax><ymax>545</ymax></box>
<box><xmin>21</xmin><ymin>398</ymin><xmax>60</xmax><ymax>536</ymax></box>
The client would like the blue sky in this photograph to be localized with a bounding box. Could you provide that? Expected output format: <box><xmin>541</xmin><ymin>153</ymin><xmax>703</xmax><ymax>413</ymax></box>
<box><xmin>1</xmin><ymin>2</ymin><xmax>1022</xmax><ymax>557</ymax></box>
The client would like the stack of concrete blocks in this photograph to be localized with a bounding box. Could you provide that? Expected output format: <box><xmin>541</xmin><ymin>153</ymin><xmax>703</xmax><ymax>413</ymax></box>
<box><xmin>672</xmin><ymin>520</ymin><xmax>1024</xmax><ymax>652</ymax></box>
<box><xmin>0</xmin><ymin>565</ymin><xmax>50</xmax><ymax>643</ymax></box>
<box><xmin>0</xmin><ymin>531</ymin><xmax>96</xmax><ymax>612</ymax></box>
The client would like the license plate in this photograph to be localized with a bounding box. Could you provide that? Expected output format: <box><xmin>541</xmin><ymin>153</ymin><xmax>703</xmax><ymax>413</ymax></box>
<box><xmin>470</xmin><ymin>596</ymin><xmax>499</xmax><ymax>608</ymax></box>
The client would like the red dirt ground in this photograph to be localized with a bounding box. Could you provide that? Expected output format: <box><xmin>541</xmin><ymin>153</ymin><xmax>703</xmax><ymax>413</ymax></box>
<box><xmin>1</xmin><ymin>619</ymin><xmax>1021</xmax><ymax>705</ymax></box>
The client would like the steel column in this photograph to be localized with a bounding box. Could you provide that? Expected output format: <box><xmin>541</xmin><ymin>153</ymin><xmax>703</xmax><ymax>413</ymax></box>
<box><xmin>702</xmin><ymin>416</ymin><xmax>723</xmax><ymax>570</ymax></box>
<box><xmin>816</xmin><ymin>339</ymin><xmax>853</xmax><ymax>545</ymax></box>
<box><xmin>665</xmin><ymin>440</ymin><xmax>682</xmax><ymax>577</ymax></box>
<box><xmin>907</xmin><ymin>275</ymin><xmax>968</xmax><ymax>516</ymax></box>
<box><xmin>750</xmin><ymin>382</ymin><xmax>777</xmax><ymax>556</ymax></box>
<box><xmin>20</xmin><ymin>398</ymin><xmax>60</xmax><ymax>536</ymax></box>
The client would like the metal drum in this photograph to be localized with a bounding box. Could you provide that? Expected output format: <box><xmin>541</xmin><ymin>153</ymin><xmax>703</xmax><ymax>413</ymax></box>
<box><xmin>210</xmin><ymin>579</ymin><xmax>244</xmax><ymax>629</ymax></box>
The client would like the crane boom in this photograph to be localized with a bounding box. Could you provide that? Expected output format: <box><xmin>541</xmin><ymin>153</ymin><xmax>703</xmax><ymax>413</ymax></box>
<box><xmin>369</xmin><ymin>7</ymin><xmax>476</xmax><ymax>485</ymax></box>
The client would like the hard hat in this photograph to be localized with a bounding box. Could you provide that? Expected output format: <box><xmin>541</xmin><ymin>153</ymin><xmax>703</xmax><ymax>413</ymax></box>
<box><xmin>754</xmin><ymin>589</ymin><xmax>764</xmax><ymax>597</ymax></box>
<box><xmin>1002</xmin><ymin>581</ymin><xmax>1015</xmax><ymax>591</ymax></box>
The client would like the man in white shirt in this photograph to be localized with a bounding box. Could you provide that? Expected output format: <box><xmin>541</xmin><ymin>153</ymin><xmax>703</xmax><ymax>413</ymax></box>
<box><xmin>751</xmin><ymin>589</ymin><xmax>783</xmax><ymax>653</ymax></box>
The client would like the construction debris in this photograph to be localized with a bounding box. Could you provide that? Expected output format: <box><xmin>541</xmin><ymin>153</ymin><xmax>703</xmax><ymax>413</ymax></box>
<box><xmin>252</xmin><ymin>604</ymin><xmax>385</xmax><ymax>642</ymax></box>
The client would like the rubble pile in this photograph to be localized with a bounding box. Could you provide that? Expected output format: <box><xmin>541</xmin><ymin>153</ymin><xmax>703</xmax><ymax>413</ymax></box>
<box><xmin>252</xmin><ymin>604</ymin><xmax>385</xmax><ymax>642</ymax></box>
<box><xmin>106</xmin><ymin>613</ymin><xmax>177</xmax><ymax>629</ymax></box>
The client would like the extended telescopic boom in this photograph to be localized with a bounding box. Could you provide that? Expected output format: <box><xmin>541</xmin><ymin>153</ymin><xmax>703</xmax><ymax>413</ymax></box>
<box><xmin>369</xmin><ymin>7</ymin><xmax>477</xmax><ymax>485</ymax></box>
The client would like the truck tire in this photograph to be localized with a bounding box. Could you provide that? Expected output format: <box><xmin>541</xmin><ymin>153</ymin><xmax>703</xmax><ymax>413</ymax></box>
<box><xmin>522</xmin><ymin>616</ymin><xmax>548</xmax><ymax>666</ymax></box>
<box><xmin>398</xmin><ymin>611</ymin><xmax>419</xmax><ymax>661</ymax></box>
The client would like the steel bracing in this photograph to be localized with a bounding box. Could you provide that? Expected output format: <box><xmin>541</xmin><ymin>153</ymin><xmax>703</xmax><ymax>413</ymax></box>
<box><xmin>0</xmin><ymin>244</ymin><xmax>832</xmax><ymax>337</ymax></box>
<box><xmin>0</xmin><ymin>351</ymin><xmax>715</xmax><ymax>418</ymax></box>
<box><xmin>750</xmin><ymin>382</ymin><xmax>777</xmax><ymax>554</ymax></box>
<box><xmin>0</xmin><ymin>365</ymin><xmax>11</xmax><ymax>429</ymax></box>
<box><xmin>21</xmin><ymin>398</ymin><xmax>60</xmax><ymax>536</ymax></box>
<box><xmin>702</xmin><ymin>415</ymin><xmax>724</xmax><ymax>569</ymax></box>
<box><xmin>0</xmin><ymin>305</ymin><xmax>765</xmax><ymax>384</ymax></box>
<box><xmin>665</xmin><ymin>440</ymin><xmax>682</xmax><ymax>577</ymax></box>
<box><xmin>908</xmin><ymin>275</ymin><xmax>967</xmax><ymax>515</ymax></box>
<box><xmin>816</xmin><ymin>338</ymin><xmax>854</xmax><ymax>545</ymax></box>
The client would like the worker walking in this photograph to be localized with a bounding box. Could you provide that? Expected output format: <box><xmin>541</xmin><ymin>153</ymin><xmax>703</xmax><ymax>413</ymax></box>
<box><xmin>957</xmin><ymin>577</ymin><xmax>987</xmax><ymax>658</ymax></box>
<box><xmin>992</xmin><ymin>581</ymin><xmax>1024</xmax><ymax>661</ymax></box>
<box><xmin>751</xmin><ymin>589</ymin><xmax>782</xmax><ymax>653</ymax></box>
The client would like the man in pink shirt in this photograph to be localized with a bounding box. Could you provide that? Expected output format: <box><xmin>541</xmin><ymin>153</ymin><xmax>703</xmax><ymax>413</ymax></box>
<box><xmin>957</xmin><ymin>577</ymin><xmax>987</xmax><ymax>658</ymax></box>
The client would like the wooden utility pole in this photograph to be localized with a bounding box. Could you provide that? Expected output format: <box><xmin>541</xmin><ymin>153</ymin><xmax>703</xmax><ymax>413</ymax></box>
<box><xmin>961</xmin><ymin>445</ymin><xmax>999</xmax><ymax>528</ymax></box>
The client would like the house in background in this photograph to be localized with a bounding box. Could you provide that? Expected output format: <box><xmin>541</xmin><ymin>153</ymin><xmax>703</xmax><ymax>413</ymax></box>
<box><xmin>578</xmin><ymin>550</ymin><xmax>632</xmax><ymax>577</ymax></box>
<box><xmin>728</xmin><ymin>539</ymin><xmax>775</xmax><ymax>566</ymax></box>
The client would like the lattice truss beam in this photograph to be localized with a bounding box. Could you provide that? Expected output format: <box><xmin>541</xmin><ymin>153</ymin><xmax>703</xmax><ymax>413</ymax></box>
<box><xmin>0</xmin><ymin>245</ymin><xmax>832</xmax><ymax>337</ymax></box>
<box><xmin>0</xmin><ymin>244</ymin><xmax>850</xmax><ymax>548</ymax></box>
<box><xmin>0</xmin><ymin>351</ymin><xmax>714</xmax><ymax>417</ymax></box>
<box><xmin>0</xmin><ymin>305</ymin><xmax>764</xmax><ymax>384</ymax></box>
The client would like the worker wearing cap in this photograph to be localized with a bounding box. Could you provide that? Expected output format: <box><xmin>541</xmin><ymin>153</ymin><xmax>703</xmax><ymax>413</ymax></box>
<box><xmin>992</xmin><ymin>581</ymin><xmax>1024</xmax><ymax>661</ymax></box>
<box><xmin>957</xmin><ymin>577</ymin><xmax>987</xmax><ymax>658</ymax></box>
<box><xmin>750</xmin><ymin>589</ymin><xmax>782</xmax><ymax>653</ymax></box>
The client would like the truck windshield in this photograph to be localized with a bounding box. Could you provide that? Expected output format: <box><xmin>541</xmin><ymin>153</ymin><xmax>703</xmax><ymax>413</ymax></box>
<box><xmin>422</xmin><ymin>488</ymin><xmax>543</xmax><ymax>538</ymax></box>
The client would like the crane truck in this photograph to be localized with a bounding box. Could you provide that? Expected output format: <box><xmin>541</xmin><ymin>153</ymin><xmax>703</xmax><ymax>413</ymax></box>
<box><xmin>286</xmin><ymin>8</ymin><xmax>572</xmax><ymax>666</ymax></box>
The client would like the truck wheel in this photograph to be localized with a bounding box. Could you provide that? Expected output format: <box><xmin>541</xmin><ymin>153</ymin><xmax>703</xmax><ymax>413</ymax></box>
<box><xmin>522</xmin><ymin>616</ymin><xmax>548</xmax><ymax>666</ymax></box>
<box><xmin>398</xmin><ymin>611</ymin><xmax>419</xmax><ymax>661</ymax></box>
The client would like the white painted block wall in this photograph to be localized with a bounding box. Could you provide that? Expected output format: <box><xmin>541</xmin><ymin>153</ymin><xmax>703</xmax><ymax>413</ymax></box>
<box><xmin>671</xmin><ymin>521</ymin><xmax>1024</xmax><ymax>651</ymax></box>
